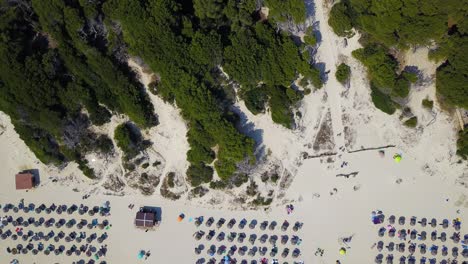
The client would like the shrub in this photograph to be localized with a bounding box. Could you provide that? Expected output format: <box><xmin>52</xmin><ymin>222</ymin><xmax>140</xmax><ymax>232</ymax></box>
<box><xmin>403</xmin><ymin>117</ymin><xmax>418</xmax><ymax>128</ymax></box>
<box><xmin>328</xmin><ymin>1</ymin><xmax>354</xmax><ymax>38</ymax></box>
<box><xmin>187</xmin><ymin>163</ymin><xmax>214</xmax><ymax>187</ymax></box>
<box><xmin>166</xmin><ymin>172</ymin><xmax>176</xmax><ymax>188</ymax></box>
<box><xmin>370</xmin><ymin>86</ymin><xmax>396</xmax><ymax>115</ymax></box>
<box><xmin>335</xmin><ymin>63</ymin><xmax>351</xmax><ymax>84</ymax></box>
<box><xmin>422</xmin><ymin>98</ymin><xmax>434</xmax><ymax>109</ymax></box>
<box><xmin>270</xmin><ymin>173</ymin><xmax>280</xmax><ymax>183</ymax></box>
<box><xmin>95</xmin><ymin>135</ymin><xmax>114</xmax><ymax>154</ymax></box>
<box><xmin>232</xmin><ymin>174</ymin><xmax>249</xmax><ymax>187</ymax></box>
<box><xmin>209</xmin><ymin>180</ymin><xmax>228</xmax><ymax>190</ymax></box>
<box><xmin>243</xmin><ymin>88</ymin><xmax>268</xmax><ymax>115</ymax></box>
<box><xmin>246</xmin><ymin>180</ymin><xmax>258</xmax><ymax>196</ymax></box>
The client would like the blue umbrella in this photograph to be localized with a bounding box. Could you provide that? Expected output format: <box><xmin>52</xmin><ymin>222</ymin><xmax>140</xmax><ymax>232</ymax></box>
<box><xmin>137</xmin><ymin>250</ymin><xmax>145</xmax><ymax>259</ymax></box>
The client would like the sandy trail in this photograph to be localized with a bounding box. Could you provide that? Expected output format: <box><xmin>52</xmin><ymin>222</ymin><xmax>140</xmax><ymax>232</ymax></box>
<box><xmin>314</xmin><ymin>1</ymin><xmax>346</xmax><ymax>153</ymax></box>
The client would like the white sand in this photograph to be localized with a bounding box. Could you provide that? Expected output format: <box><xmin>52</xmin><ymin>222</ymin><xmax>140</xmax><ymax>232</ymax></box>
<box><xmin>0</xmin><ymin>0</ymin><xmax>467</xmax><ymax>263</ymax></box>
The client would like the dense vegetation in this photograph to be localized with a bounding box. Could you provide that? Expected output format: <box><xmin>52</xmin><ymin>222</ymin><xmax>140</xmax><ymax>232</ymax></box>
<box><xmin>335</xmin><ymin>63</ymin><xmax>351</xmax><ymax>84</ymax></box>
<box><xmin>328</xmin><ymin>0</ymin><xmax>468</xmax><ymax>110</ymax></box>
<box><xmin>0</xmin><ymin>0</ymin><xmax>318</xmax><ymax>183</ymax></box>
<box><xmin>328</xmin><ymin>0</ymin><xmax>467</xmax><ymax>158</ymax></box>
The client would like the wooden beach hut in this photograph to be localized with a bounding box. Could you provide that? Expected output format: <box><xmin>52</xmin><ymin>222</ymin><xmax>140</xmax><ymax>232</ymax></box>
<box><xmin>15</xmin><ymin>172</ymin><xmax>35</xmax><ymax>190</ymax></box>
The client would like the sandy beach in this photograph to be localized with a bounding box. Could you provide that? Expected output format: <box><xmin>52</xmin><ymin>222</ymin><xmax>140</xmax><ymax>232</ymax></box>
<box><xmin>0</xmin><ymin>0</ymin><xmax>467</xmax><ymax>263</ymax></box>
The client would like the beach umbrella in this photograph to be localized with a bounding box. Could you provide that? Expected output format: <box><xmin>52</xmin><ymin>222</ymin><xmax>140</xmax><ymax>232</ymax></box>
<box><xmin>269</xmin><ymin>221</ymin><xmax>277</xmax><ymax>230</ymax></box>
<box><xmin>137</xmin><ymin>250</ymin><xmax>145</xmax><ymax>259</ymax></box>
<box><xmin>32</xmin><ymin>249</ymin><xmax>38</xmax><ymax>255</ymax></box>
<box><xmin>22</xmin><ymin>222</ymin><xmax>29</xmax><ymax>227</ymax></box>
<box><xmin>21</xmin><ymin>248</ymin><xmax>28</xmax><ymax>254</ymax></box>
<box><xmin>260</xmin><ymin>234</ymin><xmax>268</xmax><ymax>243</ymax></box>
<box><xmin>398</xmin><ymin>243</ymin><xmax>405</xmax><ymax>253</ymax></box>
<box><xmin>237</xmin><ymin>233</ymin><xmax>246</xmax><ymax>243</ymax></box>
<box><xmin>227</xmin><ymin>232</ymin><xmax>236</xmax><ymax>242</ymax></box>
<box><xmin>66</xmin><ymin>250</ymin><xmax>72</xmax><ymax>256</ymax></box>
<box><xmin>419</xmin><ymin>244</ymin><xmax>427</xmax><ymax>254</ymax></box>
<box><xmin>216</xmin><ymin>232</ymin><xmax>225</xmax><ymax>242</ymax></box>
<box><xmin>248</xmin><ymin>246</ymin><xmax>257</xmax><ymax>256</ymax></box>
<box><xmin>45</xmin><ymin>208</ymin><xmax>51</xmax><ymax>214</ymax></box>
<box><xmin>378</xmin><ymin>227</ymin><xmax>386</xmax><ymax>237</ymax></box>
<box><xmin>374</xmin><ymin>254</ymin><xmax>383</xmax><ymax>264</ymax></box>
<box><xmin>292</xmin><ymin>248</ymin><xmax>300</xmax><ymax>258</ymax></box>
<box><xmin>442</xmin><ymin>246</ymin><xmax>448</xmax><ymax>256</ymax></box>
<box><xmin>177</xmin><ymin>214</ymin><xmax>185</xmax><ymax>222</ymax></box>
<box><xmin>11</xmin><ymin>248</ymin><xmax>18</xmax><ymax>255</ymax></box>
<box><xmin>26</xmin><ymin>243</ymin><xmax>34</xmax><ymax>250</ymax></box>
<box><xmin>75</xmin><ymin>249</ymin><xmax>81</xmax><ymax>256</ymax></box>
<box><xmin>339</xmin><ymin>248</ymin><xmax>346</xmax><ymax>255</ymax></box>
<box><xmin>441</xmin><ymin>219</ymin><xmax>449</xmax><ymax>228</ymax></box>
<box><xmin>386</xmin><ymin>242</ymin><xmax>395</xmax><ymax>252</ymax></box>
<box><xmin>44</xmin><ymin>249</ymin><xmax>50</xmax><ymax>255</ymax></box>
<box><xmin>420</xmin><ymin>231</ymin><xmax>427</xmax><ymax>240</ymax></box>
<box><xmin>269</xmin><ymin>235</ymin><xmax>278</xmax><ymax>245</ymax></box>
<box><xmin>419</xmin><ymin>218</ymin><xmax>427</xmax><ymax>227</ymax></box>
<box><xmin>205</xmin><ymin>217</ymin><xmax>214</xmax><ymax>227</ymax></box>
<box><xmin>16</xmin><ymin>244</ymin><xmax>23</xmax><ymax>250</ymax></box>
<box><xmin>227</xmin><ymin>218</ymin><xmax>236</xmax><ymax>229</ymax></box>
<box><xmin>393</xmin><ymin>154</ymin><xmax>402</xmax><ymax>163</ymax></box>
<box><xmin>216</xmin><ymin>218</ymin><xmax>226</xmax><ymax>228</ymax></box>
<box><xmin>22</xmin><ymin>235</ymin><xmax>28</xmax><ymax>241</ymax></box>
<box><xmin>249</xmin><ymin>219</ymin><xmax>257</xmax><ymax>229</ymax></box>
<box><xmin>377</xmin><ymin>241</ymin><xmax>384</xmax><ymax>251</ymax></box>
<box><xmin>238</xmin><ymin>218</ymin><xmax>247</xmax><ymax>229</ymax></box>
<box><xmin>409</xmin><ymin>243</ymin><xmax>416</xmax><ymax>254</ymax></box>
<box><xmin>54</xmin><ymin>249</ymin><xmax>61</xmax><ymax>255</ymax></box>
<box><xmin>452</xmin><ymin>247</ymin><xmax>458</xmax><ymax>257</ymax></box>
<box><xmin>13</xmin><ymin>207</ymin><xmax>19</xmax><ymax>213</ymax></box>
<box><xmin>260</xmin><ymin>221</ymin><xmax>268</xmax><ymax>230</ymax></box>
<box><xmin>12</xmin><ymin>234</ymin><xmax>18</xmax><ymax>240</ymax></box>
<box><xmin>249</xmin><ymin>234</ymin><xmax>257</xmax><ymax>244</ymax></box>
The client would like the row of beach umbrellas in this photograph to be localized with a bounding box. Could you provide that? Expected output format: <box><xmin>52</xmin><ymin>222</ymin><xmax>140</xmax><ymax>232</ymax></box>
<box><xmin>194</xmin><ymin>231</ymin><xmax>302</xmax><ymax>246</ymax></box>
<box><xmin>6</xmin><ymin>243</ymin><xmax>107</xmax><ymax>257</ymax></box>
<box><xmin>378</xmin><ymin>227</ymin><xmax>466</xmax><ymax>243</ymax></box>
<box><xmin>1</xmin><ymin>229</ymin><xmax>108</xmax><ymax>243</ymax></box>
<box><xmin>195</xmin><ymin>244</ymin><xmax>300</xmax><ymax>258</ymax></box>
<box><xmin>1</xmin><ymin>216</ymin><xmax>109</xmax><ymax>229</ymax></box>
<box><xmin>375</xmin><ymin>254</ymin><xmax>465</xmax><ymax>264</ymax></box>
<box><xmin>197</xmin><ymin>257</ymin><xmax>296</xmax><ymax>264</ymax></box>
<box><xmin>385</xmin><ymin>216</ymin><xmax>461</xmax><ymax>231</ymax></box>
<box><xmin>197</xmin><ymin>217</ymin><xmax>303</xmax><ymax>232</ymax></box>
<box><xmin>2</xmin><ymin>202</ymin><xmax>111</xmax><ymax>216</ymax></box>
<box><xmin>374</xmin><ymin>241</ymin><xmax>467</xmax><ymax>257</ymax></box>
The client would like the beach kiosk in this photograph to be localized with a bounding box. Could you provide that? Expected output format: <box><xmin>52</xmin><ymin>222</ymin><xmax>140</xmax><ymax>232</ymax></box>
<box><xmin>135</xmin><ymin>207</ymin><xmax>160</xmax><ymax>228</ymax></box>
<box><xmin>15</xmin><ymin>172</ymin><xmax>35</xmax><ymax>190</ymax></box>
